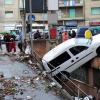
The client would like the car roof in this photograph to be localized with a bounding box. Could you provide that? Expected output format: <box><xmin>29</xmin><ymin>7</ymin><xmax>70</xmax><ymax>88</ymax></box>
<box><xmin>92</xmin><ymin>34</ymin><xmax>100</xmax><ymax>44</ymax></box>
<box><xmin>43</xmin><ymin>38</ymin><xmax>89</xmax><ymax>61</ymax></box>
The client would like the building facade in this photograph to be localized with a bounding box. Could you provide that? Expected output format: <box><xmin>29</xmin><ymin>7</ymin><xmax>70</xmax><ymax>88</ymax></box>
<box><xmin>0</xmin><ymin>0</ymin><xmax>21</xmax><ymax>32</ymax></box>
<box><xmin>85</xmin><ymin>0</ymin><xmax>100</xmax><ymax>26</ymax></box>
<box><xmin>0</xmin><ymin>0</ymin><xmax>100</xmax><ymax>32</ymax></box>
<box><xmin>29</xmin><ymin>0</ymin><xmax>100</xmax><ymax>27</ymax></box>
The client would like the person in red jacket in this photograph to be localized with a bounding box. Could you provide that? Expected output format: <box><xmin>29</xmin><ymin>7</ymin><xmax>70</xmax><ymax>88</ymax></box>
<box><xmin>62</xmin><ymin>30</ymin><xmax>69</xmax><ymax>42</ymax></box>
<box><xmin>10</xmin><ymin>34</ymin><xmax>16</xmax><ymax>53</ymax></box>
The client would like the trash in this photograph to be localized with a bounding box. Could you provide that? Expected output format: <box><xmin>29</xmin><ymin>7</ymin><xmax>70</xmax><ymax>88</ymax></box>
<box><xmin>83</xmin><ymin>97</ymin><xmax>90</xmax><ymax>100</ymax></box>
<box><xmin>49</xmin><ymin>82</ymin><xmax>56</xmax><ymax>87</ymax></box>
<box><xmin>44</xmin><ymin>85</ymin><xmax>51</xmax><ymax>93</ymax></box>
<box><xmin>20</xmin><ymin>90</ymin><xmax>23</xmax><ymax>95</ymax></box>
<box><xmin>23</xmin><ymin>70</ymin><xmax>29</xmax><ymax>74</ymax></box>
<box><xmin>36</xmin><ymin>77</ymin><xmax>39</xmax><ymax>81</ymax></box>
<box><xmin>27</xmin><ymin>79</ymin><xmax>31</xmax><ymax>84</ymax></box>
<box><xmin>42</xmin><ymin>71</ymin><xmax>47</xmax><ymax>77</ymax></box>
<box><xmin>3</xmin><ymin>80</ymin><xmax>16</xmax><ymax>95</ymax></box>
<box><xmin>75</xmin><ymin>97</ymin><xmax>83</xmax><ymax>100</ymax></box>
<box><xmin>15</xmin><ymin>76</ymin><xmax>20</xmax><ymax>80</ymax></box>
<box><xmin>28</xmin><ymin>60</ymin><xmax>33</xmax><ymax>64</ymax></box>
<box><xmin>83</xmin><ymin>95</ymin><xmax>94</xmax><ymax>100</ymax></box>
<box><xmin>25</xmin><ymin>45</ymin><xmax>31</xmax><ymax>54</ymax></box>
<box><xmin>26</xmin><ymin>95</ymin><xmax>32</xmax><ymax>100</ymax></box>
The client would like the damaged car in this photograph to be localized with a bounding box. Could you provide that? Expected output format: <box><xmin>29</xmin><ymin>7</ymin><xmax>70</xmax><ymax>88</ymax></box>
<box><xmin>42</xmin><ymin>34</ymin><xmax>100</xmax><ymax>77</ymax></box>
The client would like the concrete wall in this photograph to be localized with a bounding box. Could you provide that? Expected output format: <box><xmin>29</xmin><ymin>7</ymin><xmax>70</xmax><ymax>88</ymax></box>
<box><xmin>32</xmin><ymin>39</ymin><xmax>50</xmax><ymax>58</ymax></box>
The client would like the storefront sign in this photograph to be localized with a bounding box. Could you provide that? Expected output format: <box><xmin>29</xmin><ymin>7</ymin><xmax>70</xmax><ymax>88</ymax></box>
<box><xmin>89</xmin><ymin>22</ymin><xmax>100</xmax><ymax>26</ymax></box>
<box><xmin>66</xmin><ymin>21</ymin><xmax>77</xmax><ymax>27</ymax></box>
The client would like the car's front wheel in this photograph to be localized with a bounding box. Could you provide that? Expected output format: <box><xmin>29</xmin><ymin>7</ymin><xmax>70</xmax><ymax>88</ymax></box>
<box><xmin>96</xmin><ymin>46</ymin><xmax>100</xmax><ymax>56</ymax></box>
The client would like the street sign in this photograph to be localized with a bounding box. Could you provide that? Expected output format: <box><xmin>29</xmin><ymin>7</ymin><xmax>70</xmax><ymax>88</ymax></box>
<box><xmin>28</xmin><ymin>14</ymin><xmax>35</xmax><ymax>22</ymax></box>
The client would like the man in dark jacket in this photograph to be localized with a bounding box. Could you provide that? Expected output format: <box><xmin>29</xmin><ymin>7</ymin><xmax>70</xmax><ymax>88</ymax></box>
<box><xmin>34</xmin><ymin>30</ymin><xmax>41</xmax><ymax>39</ymax></box>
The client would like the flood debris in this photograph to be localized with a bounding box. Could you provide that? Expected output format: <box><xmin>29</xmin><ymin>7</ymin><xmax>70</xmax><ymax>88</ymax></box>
<box><xmin>2</xmin><ymin>80</ymin><xmax>16</xmax><ymax>95</ymax></box>
<box><xmin>2</xmin><ymin>52</ymin><xmax>68</xmax><ymax>99</ymax></box>
<box><xmin>26</xmin><ymin>96</ymin><xmax>32</xmax><ymax>100</ymax></box>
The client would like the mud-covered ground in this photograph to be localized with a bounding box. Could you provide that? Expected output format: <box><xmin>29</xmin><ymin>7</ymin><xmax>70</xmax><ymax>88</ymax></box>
<box><xmin>0</xmin><ymin>44</ymin><xmax>67</xmax><ymax>100</ymax></box>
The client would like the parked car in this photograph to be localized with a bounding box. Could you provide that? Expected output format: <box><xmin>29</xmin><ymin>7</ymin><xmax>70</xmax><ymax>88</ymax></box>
<box><xmin>42</xmin><ymin>34</ymin><xmax>100</xmax><ymax>77</ymax></box>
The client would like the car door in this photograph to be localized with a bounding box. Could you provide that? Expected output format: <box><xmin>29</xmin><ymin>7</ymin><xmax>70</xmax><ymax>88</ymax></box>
<box><xmin>50</xmin><ymin>51</ymin><xmax>72</xmax><ymax>76</ymax></box>
<box><xmin>66</xmin><ymin>45</ymin><xmax>90</xmax><ymax>73</ymax></box>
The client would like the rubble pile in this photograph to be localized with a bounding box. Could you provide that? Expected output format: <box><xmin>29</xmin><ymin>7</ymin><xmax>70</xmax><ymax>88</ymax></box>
<box><xmin>3</xmin><ymin>80</ymin><xmax>16</xmax><ymax>95</ymax></box>
<box><xmin>0</xmin><ymin>53</ymin><xmax>68</xmax><ymax>99</ymax></box>
<box><xmin>16</xmin><ymin>53</ymin><xmax>62</xmax><ymax>91</ymax></box>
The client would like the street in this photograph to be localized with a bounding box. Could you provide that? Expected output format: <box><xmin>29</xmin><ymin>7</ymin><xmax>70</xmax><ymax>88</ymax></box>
<box><xmin>0</xmin><ymin>44</ymin><xmax>65</xmax><ymax>100</ymax></box>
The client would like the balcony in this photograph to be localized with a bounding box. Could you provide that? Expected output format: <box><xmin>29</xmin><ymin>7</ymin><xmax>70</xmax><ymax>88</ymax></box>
<box><xmin>34</xmin><ymin>13</ymin><xmax>84</xmax><ymax>21</ymax></box>
<box><xmin>59</xmin><ymin>0</ymin><xmax>84</xmax><ymax>7</ymax></box>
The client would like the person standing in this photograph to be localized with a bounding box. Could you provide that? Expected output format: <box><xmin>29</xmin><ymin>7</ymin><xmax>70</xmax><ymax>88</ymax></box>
<box><xmin>4</xmin><ymin>33</ymin><xmax>11</xmax><ymax>52</ymax></box>
<box><xmin>0</xmin><ymin>35</ymin><xmax>3</xmax><ymax>51</ymax></box>
<box><xmin>10</xmin><ymin>34</ymin><xmax>16</xmax><ymax>53</ymax></box>
<box><xmin>62</xmin><ymin>30</ymin><xmax>69</xmax><ymax>42</ymax></box>
<box><xmin>18</xmin><ymin>30</ymin><xmax>23</xmax><ymax>53</ymax></box>
<box><xmin>84</xmin><ymin>29</ymin><xmax>92</xmax><ymax>44</ymax></box>
<box><xmin>34</xmin><ymin>30</ymin><xmax>41</xmax><ymax>39</ymax></box>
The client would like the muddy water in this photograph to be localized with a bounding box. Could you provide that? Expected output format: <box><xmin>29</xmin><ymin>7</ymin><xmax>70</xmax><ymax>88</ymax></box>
<box><xmin>0</xmin><ymin>55</ymin><xmax>65</xmax><ymax>100</ymax></box>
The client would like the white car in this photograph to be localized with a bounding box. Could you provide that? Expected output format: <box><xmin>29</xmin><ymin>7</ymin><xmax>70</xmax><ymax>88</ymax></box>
<box><xmin>42</xmin><ymin>34</ymin><xmax>100</xmax><ymax>77</ymax></box>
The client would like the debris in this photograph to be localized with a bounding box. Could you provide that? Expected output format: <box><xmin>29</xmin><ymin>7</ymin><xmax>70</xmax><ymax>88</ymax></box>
<box><xmin>49</xmin><ymin>82</ymin><xmax>56</xmax><ymax>87</ymax></box>
<box><xmin>75</xmin><ymin>97</ymin><xmax>83</xmax><ymax>100</ymax></box>
<box><xmin>25</xmin><ymin>45</ymin><xmax>31</xmax><ymax>55</ymax></box>
<box><xmin>42</xmin><ymin>71</ymin><xmax>47</xmax><ymax>77</ymax></box>
<box><xmin>15</xmin><ymin>76</ymin><xmax>20</xmax><ymax>80</ymax></box>
<box><xmin>23</xmin><ymin>70</ymin><xmax>29</xmax><ymax>74</ymax></box>
<box><xmin>36</xmin><ymin>77</ymin><xmax>39</xmax><ymax>81</ymax></box>
<box><xmin>28</xmin><ymin>60</ymin><xmax>33</xmax><ymax>64</ymax></box>
<box><xmin>44</xmin><ymin>84</ymin><xmax>52</xmax><ymax>93</ymax></box>
<box><xmin>3</xmin><ymin>80</ymin><xmax>16</xmax><ymax>95</ymax></box>
<box><xmin>26</xmin><ymin>95</ymin><xmax>32</xmax><ymax>100</ymax></box>
<box><xmin>20</xmin><ymin>90</ymin><xmax>23</xmax><ymax>95</ymax></box>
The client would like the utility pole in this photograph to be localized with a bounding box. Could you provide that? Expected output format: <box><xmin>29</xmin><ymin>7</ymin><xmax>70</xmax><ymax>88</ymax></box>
<box><xmin>22</xmin><ymin>0</ymin><xmax>26</xmax><ymax>40</ymax></box>
<box><xmin>43</xmin><ymin>0</ymin><xmax>45</xmax><ymax>36</ymax></box>
<box><xmin>29</xmin><ymin>0</ymin><xmax>33</xmax><ymax>55</ymax></box>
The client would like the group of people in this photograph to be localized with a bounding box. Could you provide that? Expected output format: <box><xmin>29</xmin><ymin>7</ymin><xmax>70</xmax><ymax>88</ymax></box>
<box><xmin>3</xmin><ymin>33</ymin><xmax>16</xmax><ymax>53</ymax></box>
<box><xmin>58</xmin><ymin>29</ymin><xmax>76</xmax><ymax>43</ymax></box>
<box><xmin>0</xmin><ymin>32</ymin><xmax>28</xmax><ymax>54</ymax></box>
